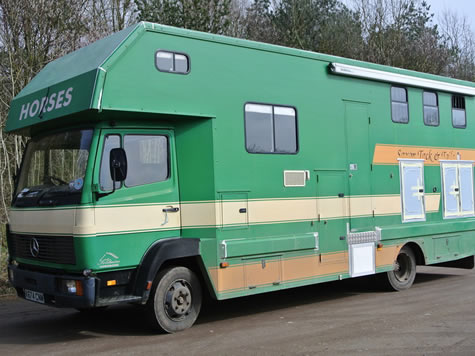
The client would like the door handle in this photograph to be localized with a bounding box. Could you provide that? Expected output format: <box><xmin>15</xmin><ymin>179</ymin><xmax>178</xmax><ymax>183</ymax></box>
<box><xmin>161</xmin><ymin>206</ymin><xmax>179</xmax><ymax>226</ymax></box>
<box><xmin>162</xmin><ymin>207</ymin><xmax>180</xmax><ymax>213</ymax></box>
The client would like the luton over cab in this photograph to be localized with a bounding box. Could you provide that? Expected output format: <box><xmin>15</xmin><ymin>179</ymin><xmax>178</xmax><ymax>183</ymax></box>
<box><xmin>6</xmin><ymin>22</ymin><xmax>475</xmax><ymax>333</ymax></box>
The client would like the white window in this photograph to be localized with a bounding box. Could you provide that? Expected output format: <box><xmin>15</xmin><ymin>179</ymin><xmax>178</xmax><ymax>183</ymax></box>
<box><xmin>244</xmin><ymin>103</ymin><xmax>298</xmax><ymax>154</ymax></box>
<box><xmin>441</xmin><ymin>161</ymin><xmax>475</xmax><ymax>218</ymax></box>
<box><xmin>155</xmin><ymin>50</ymin><xmax>190</xmax><ymax>74</ymax></box>
<box><xmin>452</xmin><ymin>95</ymin><xmax>466</xmax><ymax>128</ymax></box>
<box><xmin>391</xmin><ymin>86</ymin><xmax>409</xmax><ymax>123</ymax></box>
<box><xmin>399</xmin><ymin>159</ymin><xmax>425</xmax><ymax>222</ymax></box>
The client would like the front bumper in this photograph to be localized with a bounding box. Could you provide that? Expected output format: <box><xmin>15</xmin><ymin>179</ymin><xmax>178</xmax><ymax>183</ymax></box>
<box><xmin>8</xmin><ymin>264</ymin><xmax>96</xmax><ymax>308</ymax></box>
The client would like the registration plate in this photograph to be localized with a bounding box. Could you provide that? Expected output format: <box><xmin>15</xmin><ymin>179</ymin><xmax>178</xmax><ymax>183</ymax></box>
<box><xmin>24</xmin><ymin>289</ymin><xmax>45</xmax><ymax>304</ymax></box>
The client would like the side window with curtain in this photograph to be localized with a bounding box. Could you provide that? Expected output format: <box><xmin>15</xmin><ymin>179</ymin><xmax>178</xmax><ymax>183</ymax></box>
<box><xmin>423</xmin><ymin>91</ymin><xmax>439</xmax><ymax>126</ymax></box>
<box><xmin>244</xmin><ymin>103</ymin><xmax>298</xmax><ymax>154</ymax></box>
<box><xmin>391</xmin><ymin>87</ymin><xmax>409</xmax><ymax>123</ymax></box>
<box><xmin>124</xmin><ymin>135</ymin><xmax>169</xmax><ymax>187</ymax></box>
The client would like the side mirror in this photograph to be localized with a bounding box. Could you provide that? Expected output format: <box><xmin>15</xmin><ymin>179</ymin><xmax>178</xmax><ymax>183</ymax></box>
<box><xmin>110</xmin><ymin>148</ymin><xmax>127</xmax><ymax>182</ymax></box>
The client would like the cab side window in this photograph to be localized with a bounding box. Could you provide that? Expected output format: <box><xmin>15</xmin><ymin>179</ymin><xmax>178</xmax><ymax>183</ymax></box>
<box><xmin>124</xmin><ymin>135</ymin><xmax>169</xmax><ymax>187</ymax></box>
<box><xmin>99</xmin><ymin>134</ymin><xmax>169</xmax><ymax>191</ymax></box>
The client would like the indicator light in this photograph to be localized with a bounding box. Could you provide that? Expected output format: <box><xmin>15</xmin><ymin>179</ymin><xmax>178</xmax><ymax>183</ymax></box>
<box><xmin>75</xmin><ymin>280</ymin><xmax>84</xmax><ymax>296</ymax></box>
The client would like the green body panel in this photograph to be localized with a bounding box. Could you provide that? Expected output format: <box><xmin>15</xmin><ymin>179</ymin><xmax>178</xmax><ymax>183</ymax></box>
<box><xmin>6</xmin><ymin>22</ymin><xmax>475</xmax><ymax>301</ymax></box>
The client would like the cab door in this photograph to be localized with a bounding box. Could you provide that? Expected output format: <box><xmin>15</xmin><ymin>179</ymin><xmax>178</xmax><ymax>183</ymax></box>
<box><xmin>92</xmin><ymin>129</ymin><xmax>181</xmax><ymax>240</ymax></box>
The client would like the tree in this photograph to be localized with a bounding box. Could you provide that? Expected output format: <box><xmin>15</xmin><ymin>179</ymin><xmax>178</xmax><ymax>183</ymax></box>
<box><xmin>0</xmin><ymin>0</ymin><xmax>90</xmax><ymax>273</ymax></box>
<box><xmin>244</xmin><ymin>0</ymin><xmax>362</xmax><ymax>59</ymax></box>
<box><xmin>352</xmin><ymin>0</ymin><xmax>453</xmax><ymax>74</ymax></box>
<box><xmin>135</xmin><ymin>0</ymin><xmax>233</xmax><ymax>35</ymax></box>
<box><xmin>86</xmin><ymin>0</ymin><xmax>138</xmax><ymax>42</ymax></box>
<box><xmin>439</xmin><ymin>10</ymin><xmax>475</xmax><ymax>81</ymax></box>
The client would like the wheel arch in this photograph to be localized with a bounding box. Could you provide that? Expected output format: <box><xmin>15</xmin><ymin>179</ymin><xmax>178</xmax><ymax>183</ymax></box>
<box><xmin>133</xmin><ymin>238</ymin><xmax>216</xmax><ymax>302</ymax></box>
<box><xmin>403</xmin><ymin>241</ymin><xmax>426</xmax><ymax>266</ymax></box>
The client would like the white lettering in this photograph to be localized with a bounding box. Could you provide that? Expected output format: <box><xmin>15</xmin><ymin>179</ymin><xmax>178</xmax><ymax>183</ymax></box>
<box><xmin>19</xmin><ymin>103</ymin><xmax>30</xmax><ymax>120</ymax></box>
<box><xmin>47</xmin><ymin>93</ymin><xmax>57</xmax><ymax>112</ymax></box>
<box><xmin>55</xmin><ymin>90</ymin><xmax>65</xmax><ymax>109</ymax></box>
<box><xmin>40</xmin><ymin>97</ymin><xmax>48</xmax><ymax>113</ymax></box>
<box><xmin>29</xmin><ymin>100</ymin><xmax>40</xmax><ymax>117</ymax></box>
<box><xmin>17</xmin><ymin>87</ymin><xmax>74</xmax><ymax>121</ymax></box>
<box><xmin>63</xmin><ymin>87</ymin><xmax>73</xmax><ymax>107</ymax></box>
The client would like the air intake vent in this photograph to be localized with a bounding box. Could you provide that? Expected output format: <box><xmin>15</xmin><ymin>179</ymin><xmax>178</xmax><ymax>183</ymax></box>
<box><xmin>283</xmin><ymin>170</ymin><xmax>309</xmax><ymax>187</ymax></box>
<box><xmin>9</xmin><ymin>234</ymin><xmax>76</xmax><ymax>265</ymax></box>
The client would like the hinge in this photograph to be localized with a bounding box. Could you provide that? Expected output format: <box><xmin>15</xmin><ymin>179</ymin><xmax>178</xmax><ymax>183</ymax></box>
<box><xmin>368</xmin><ymin>116</ymin><xmax>371</xmax><ymax>124</ymax></box>
<box><xmin>372</xmin><ymin>210</ymin><xmax>375</xmax><ymax>218</ymax></box>
<box><xmin>316</xmin><ymin>174</ymin><xmax>319</xmax><ymax>183</ymax></box>
<box><xmin>370</xmin><ymin>163</ymin><xmax>373</xmax><ymax>171</ymax></box>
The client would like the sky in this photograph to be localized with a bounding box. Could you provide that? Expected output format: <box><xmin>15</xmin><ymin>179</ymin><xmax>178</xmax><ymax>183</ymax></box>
<box><xmin>426</xmin><ymin>0</ymin><xmax>475</xmax><ymax>33</ymax></box>
<box><xmin>340</xmin><ymin>0</ymin><xmax>475</xmax><ymax>34</ymax></box>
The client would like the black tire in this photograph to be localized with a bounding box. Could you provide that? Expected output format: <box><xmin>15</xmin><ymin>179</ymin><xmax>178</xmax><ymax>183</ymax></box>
<box><xmin>146</xmin><ymin>266</ymin><xmax>202</xmax><ymax>333</ymax></box>
<box><xmin>385</xmin><ymin>246</ymin><xmax>417</xmax><ymax>291</ymax></box>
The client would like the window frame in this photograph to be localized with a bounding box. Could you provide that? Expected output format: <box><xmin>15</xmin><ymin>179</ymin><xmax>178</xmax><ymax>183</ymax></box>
<box><xmin>451</xmin><ymin>95</ymin><xmax>466</xmax><ymax>129</ymax></box>
<box><xmin>422</xmin><ymin>91</ymin><xmax>439</xmax><ymax>127</ymax></box>
<box><xmin>123</xmin><ymin>134</ymin><xmax>170</xmax><ymax>188</ymax></box>
<box><xmin>98</xmin><ymin>132</ymin><xmax>171</xmax><ymax>192</ymax></box>
<box><xmin>390</xmin><ymin>86</ymin><xmax>409</xmax><ymax>124</ymax></box>
<box><xmin>155</xmin><ymin>49</ymin><xmax>191</xmax><ymax>75</ymax></box>
<box><xmin>244</xmin><ymin>102</ymin><xmax>299</xmax><ymax>155</ymax></box>
<box><xmin>440</xmin><ymin>160</ymin><xmax>475</xmax><ymax>219</ymax></box>
<box><xmin>399</xmin><ymin>159</ymin><xmax>426</xmax><ymax>222</ymax></box>
<box><xmin>99</xmin><ymin>134</ymin><xmax>122</xmax><ymax>191</ymax></box>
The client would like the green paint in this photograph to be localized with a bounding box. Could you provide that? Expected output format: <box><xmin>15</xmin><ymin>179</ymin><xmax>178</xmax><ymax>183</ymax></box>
<box><xmin>6</xmin><ymin>22</ymin><xmax>475</xmax><ymax>304</ymax></box>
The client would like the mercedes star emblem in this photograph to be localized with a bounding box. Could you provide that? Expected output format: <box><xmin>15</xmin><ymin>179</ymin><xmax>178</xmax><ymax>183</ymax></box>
<box><xmin>30</xmin><ymin>238</ymin><xmax>40</xmax><ymax>258</ymax></box>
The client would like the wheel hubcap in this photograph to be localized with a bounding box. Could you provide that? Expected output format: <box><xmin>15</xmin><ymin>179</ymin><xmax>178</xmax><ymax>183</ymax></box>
<box><xmin>394</xmin><ymin>253</ymin><xmax>411</xmax><ymax>282</ymax></box>
<box><xmin>164</xmin><ymin>280</ymin><xmax>192</xmax><ymax>320</ymax></box>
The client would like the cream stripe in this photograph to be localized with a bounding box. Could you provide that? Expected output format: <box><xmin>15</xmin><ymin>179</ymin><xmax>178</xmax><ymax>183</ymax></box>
<box><xmin>8</xmin><ymin>194</ymin><xmax>441</xmax><ymax>235</ymax></box>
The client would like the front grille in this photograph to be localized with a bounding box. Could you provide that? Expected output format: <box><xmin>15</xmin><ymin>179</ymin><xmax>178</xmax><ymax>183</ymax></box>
<box><xmin>9</xmin><ymin>234</ymin><xmax>76</xmax><ymax>265</ymax></box>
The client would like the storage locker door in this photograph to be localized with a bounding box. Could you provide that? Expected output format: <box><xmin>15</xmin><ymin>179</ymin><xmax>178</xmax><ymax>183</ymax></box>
<box><xmin>442</xmin><ymin>163</ymin><xmax>460</xmax><ymax>218</ymax></box>
<box><xmin>400</xmin><ymin>160</ymin><xmax>425</xmax><ymax>222</ymax></box>
<box><xmin>458</xmin><ymin>163</ymin><xmax>474</xmax><ymax>216</ymax></box>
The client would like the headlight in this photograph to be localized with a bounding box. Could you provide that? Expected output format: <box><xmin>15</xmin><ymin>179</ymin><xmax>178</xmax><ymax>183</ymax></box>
<box><xmin>61</xmin><ymin>280</ymin><xmax>83</xmax><ymax>295</ymax></box>
<box><xmin>63</xmin><ymin>280</ymin><xmax>77</xmax><ymax>294</ymax></box>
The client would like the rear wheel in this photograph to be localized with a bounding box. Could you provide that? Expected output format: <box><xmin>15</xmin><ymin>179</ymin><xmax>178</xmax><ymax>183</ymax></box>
<box><xmin>146</xmin><ymin>266</ymin><xmax>202</xmax><ymax>333</ymax></box>
<box><xmin>386</xmin><ymin>246</ymin><xmax>417</xmax><ymax>291</ymax></box>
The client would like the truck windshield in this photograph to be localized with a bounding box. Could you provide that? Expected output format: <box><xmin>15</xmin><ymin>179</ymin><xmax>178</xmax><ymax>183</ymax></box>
<box><xmin>13</xmin><ymin>129</ymin><xmax>93</xmax><ymax>207</ymax></box>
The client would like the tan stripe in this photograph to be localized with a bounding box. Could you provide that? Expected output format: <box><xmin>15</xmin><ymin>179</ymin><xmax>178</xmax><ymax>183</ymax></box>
<box><xmin>376</xmin><ymin>245</ymin><xmax>400</xmax><ymax>267</ymax></box>
<box><xmin>210</xmin><ymin>246</ymin><xmax>399</xmax><ymax>294</ymax></box>
<box><xmin>373</xmin><ymin>144</ymin><xmax>475</xmax><ymax>165</ymax></box>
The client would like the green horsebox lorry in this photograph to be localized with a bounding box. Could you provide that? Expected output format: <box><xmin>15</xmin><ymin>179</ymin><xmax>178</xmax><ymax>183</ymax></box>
<box><xmin>6</xmin><ymin>22</ymin><xmax>475</xmax><ymax>333</ymax></box>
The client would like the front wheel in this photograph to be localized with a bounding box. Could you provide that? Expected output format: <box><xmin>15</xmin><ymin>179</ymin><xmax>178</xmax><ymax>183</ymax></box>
<box><xmin>146</xmin><ymin>266</ymin><xmax>202</xmax><ymax>333</ymax></box>
<box><xmin>385</xmin><ymin>246</ymin><xmax>417</xmax><ymax>291</ymax></box>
